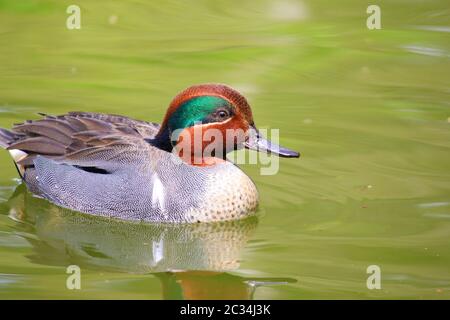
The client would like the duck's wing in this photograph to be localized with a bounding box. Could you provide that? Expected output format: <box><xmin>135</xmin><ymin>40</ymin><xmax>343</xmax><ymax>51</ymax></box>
<box><xmin>0</xmin><ymin>111</ymin><xmax>161</xmax><ymax>170</ymax></box>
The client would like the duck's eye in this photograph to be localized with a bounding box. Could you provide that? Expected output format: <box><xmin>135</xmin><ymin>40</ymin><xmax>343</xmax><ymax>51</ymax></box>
<box><xmin>217</xmin><ymin>110</ymin><xmax>229</xmax><ymax>119</ymax></box>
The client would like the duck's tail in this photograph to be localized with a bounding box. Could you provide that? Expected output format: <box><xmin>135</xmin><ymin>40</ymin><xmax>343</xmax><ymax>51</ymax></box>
<box><xmin>0</xmin><ymin>127</ymin><xmax>28</xmax><ymax>178</ymax></box>
<box><xmin>0</xmin><ymin>127</ymin><xmax>15</xmax><ymax>148</ymax></box>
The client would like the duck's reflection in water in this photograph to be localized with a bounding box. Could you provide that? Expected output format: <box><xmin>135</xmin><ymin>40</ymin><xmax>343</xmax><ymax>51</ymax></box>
<box><xmin>6</xmin><ymin>184</ymin><xmax>295</xmax><ymax>299</ymax></box>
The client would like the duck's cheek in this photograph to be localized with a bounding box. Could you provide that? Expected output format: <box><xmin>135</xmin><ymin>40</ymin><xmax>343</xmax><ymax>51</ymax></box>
<box><xmin>173</xmin><ymin>127</ymin><xmax>197</xmax><ymax>158</ymax></box>
<box><xmin>173</xmin><ymin>126</ymin><xmax>223</xmax><ymax>159</ymax></box>
<box><xmin>173</xmin><ymin>117</ymin><xmax>249</xmax><ymax>159</ymax></box>
<box><xmin>223</xmin><ymin>128</ymin><xmax>246</xmax><ymax>151</ymax></box>
<box><xmin>219</xmin><ymin>116</ymin><xmax>249</xmax><ymax>150</ymax></box>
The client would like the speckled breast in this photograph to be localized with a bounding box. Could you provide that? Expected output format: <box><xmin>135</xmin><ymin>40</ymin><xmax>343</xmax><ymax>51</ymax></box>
<box><xmin>183</xmin><ymin>163</ymin><xmax>259</xmax><ymax>223</ymax></box>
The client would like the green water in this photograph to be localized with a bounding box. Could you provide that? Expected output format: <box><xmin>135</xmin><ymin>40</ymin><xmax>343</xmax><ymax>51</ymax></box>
<box><xmin>0</xmin><ymin>0</ymin><xmax>449</xmax><ymax>299</ymax></box>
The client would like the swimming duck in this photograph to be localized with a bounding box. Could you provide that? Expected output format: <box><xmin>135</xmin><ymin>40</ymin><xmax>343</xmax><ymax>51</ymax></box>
<box><xmin>0</xmin><ymin>84</ymin><xmax>299</xmax><ymax>223</ymax></box>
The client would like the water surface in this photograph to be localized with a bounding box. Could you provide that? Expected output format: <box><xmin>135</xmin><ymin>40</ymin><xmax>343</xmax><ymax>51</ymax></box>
<box><xmin>0</xmin><ymin>0</ymin><xmax>449</xmax><ymax>299</ymax></box>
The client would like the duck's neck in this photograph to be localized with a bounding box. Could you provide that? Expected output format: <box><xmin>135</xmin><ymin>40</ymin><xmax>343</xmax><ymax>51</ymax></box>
<box><xmin>146</xmin><ymin>126</ymin><xmax>173</xmax><ymax>152</ymax></box>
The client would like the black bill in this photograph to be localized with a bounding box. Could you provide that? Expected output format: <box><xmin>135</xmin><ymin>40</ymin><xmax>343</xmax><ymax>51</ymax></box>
<box><xmin>244</xmin><ymin>126</ymin><xmax>300</xmax><ymax>158</ymax></box>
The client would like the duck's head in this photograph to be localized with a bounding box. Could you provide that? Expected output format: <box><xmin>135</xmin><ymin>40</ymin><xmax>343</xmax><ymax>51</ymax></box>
<box><xmin>152</xmin><ymin>83</ymin><xmax>299</xmax><ymax>165</ymax></box>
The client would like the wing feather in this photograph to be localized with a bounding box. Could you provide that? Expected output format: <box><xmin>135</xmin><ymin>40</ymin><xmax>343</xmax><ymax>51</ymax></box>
<box><xmin>1</xmin><ymin>112</ymin><xmax>160</xmax><ymax>169</ymax></box>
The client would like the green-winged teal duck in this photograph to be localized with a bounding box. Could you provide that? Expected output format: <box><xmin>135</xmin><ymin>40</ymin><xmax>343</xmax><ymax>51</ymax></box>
<box><xmin>0</xmin><ymin>84</ymin><xmax>299</xmax><ymax>223</ymax></box>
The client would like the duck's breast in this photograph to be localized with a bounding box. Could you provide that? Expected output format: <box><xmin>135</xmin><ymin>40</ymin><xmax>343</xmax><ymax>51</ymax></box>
<box><xmin>159</xmin><ymin>161</ymin><xmax>259</xmax><ymax>222</ymax></box>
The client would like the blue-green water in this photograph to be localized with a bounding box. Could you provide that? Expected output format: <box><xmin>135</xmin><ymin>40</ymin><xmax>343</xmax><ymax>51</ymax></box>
<box><xmin>0</xmin><ymin>0</ymin><xmax>449</xmax><ymax>299</ymax></box>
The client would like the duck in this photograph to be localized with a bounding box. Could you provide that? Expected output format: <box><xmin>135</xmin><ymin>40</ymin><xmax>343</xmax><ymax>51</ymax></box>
<box><xmin>0</xmin><ymin>84</ymin><xmax>299</xmax><ymax>223</ymax></box>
